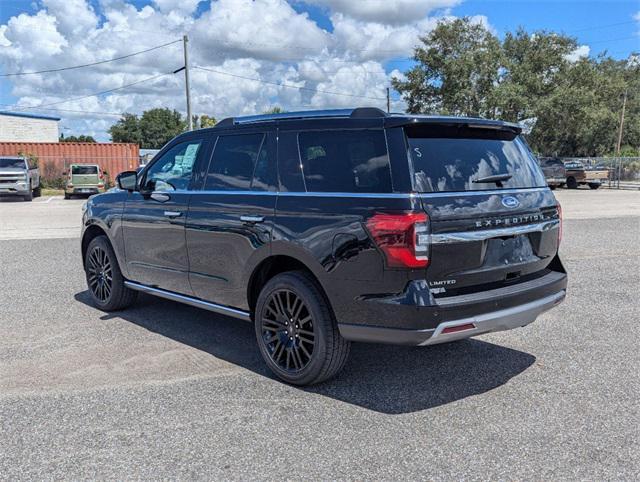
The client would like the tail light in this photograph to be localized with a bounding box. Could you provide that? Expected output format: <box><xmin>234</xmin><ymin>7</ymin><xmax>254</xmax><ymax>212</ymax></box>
<box><xmin>366</xmin><ymin>212</ymin><xmax>430</xmax><ymax>268</ymax></box>
<box><xmin>556</xmin><ymin>202</ymin><xmax>563</xmax><ymax>246</ymax></box>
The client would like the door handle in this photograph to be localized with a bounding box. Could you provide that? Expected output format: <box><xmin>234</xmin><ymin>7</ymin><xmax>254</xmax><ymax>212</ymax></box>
<box><xmin>240</xmin><ymin>215</ymin><xmax>264</xmax><ymax>223</ymax></box>
<box><xmin>164</xmin><ymin>211</ymin><xmax>183</xmax><ymax>218</ymax></box>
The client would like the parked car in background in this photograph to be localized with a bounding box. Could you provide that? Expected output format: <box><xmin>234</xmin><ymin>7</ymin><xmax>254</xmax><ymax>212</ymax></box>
<box><xmin>538</xmin><ymin>157</ymin><xmax>567</xmax><ymax>189</ymax></box>
<box><xmin>81</xmin><ymin>108</ymin><xmax>567</xmax><ymax>385</ymax></box>
<box><xmin>0</xmin><ymin>156</ymin><xmax>41</xmax><ymax>201</ymax></box>
<box><xmin>64</xmin><ymin>164</ymin><xmax>106</xmax><ymax>199</ymax></box>
<box><xmin>564</xmin><ymin>160</ymin><xmax>608</xmax><ymax>189</ymax></box>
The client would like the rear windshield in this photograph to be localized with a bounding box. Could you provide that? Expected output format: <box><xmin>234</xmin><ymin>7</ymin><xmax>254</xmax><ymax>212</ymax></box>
<box><xmin>406</xmin><ymin>127</ymin><xmax>546</xmax><ymax>192</ymax></box>
<box><xmin>72</xmin><ymin>165</ymin><xmax>98</xmax><ymax>175</ymax></box>
<box><xmin>0</xmin><ymin>158</ymin><xmax>26</xmax><ymax>169</ymax></box>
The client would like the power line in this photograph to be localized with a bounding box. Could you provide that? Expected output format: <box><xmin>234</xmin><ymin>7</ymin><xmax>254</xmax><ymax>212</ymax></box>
<box><xmin>0</xmin><ymin>105</ymin><xmax>125</xmax><ymax>117</ymax></box>
<box><xmin>566</xmin><ymin>20</ymin><xmax>637</xmax><ymax>33</ymax></box>
<box><xmin>9</xmin><ymin>72</ymin><xmax>175</xmax><ymax>111</ymax></box>
<box><xmin>193</xmin><ymin>65</ymin><xmax>386</xmax><ymax>101</ymax></box>
<box><xmin>0</xmin><ymin>40</ymin><xmax>181</xmax><ymax>77</ymax></box>
<box><xmin>586</xmin><ymin>36</ymin><xmax>639</xmax><ymax>45</ymax></box>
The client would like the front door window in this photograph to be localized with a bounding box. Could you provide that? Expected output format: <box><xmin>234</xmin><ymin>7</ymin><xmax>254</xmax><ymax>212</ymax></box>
<box><xmin>143</xmin><ymin>141</ymin><xmax>202</xmax><ymax>192</ymax></box>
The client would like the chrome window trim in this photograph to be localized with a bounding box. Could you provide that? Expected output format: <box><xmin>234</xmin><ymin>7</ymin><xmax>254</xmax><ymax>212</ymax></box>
<box><xmin>181</xmin><ymin>186</ymin><xmax>549</xmax><ymax>198</ymax></box>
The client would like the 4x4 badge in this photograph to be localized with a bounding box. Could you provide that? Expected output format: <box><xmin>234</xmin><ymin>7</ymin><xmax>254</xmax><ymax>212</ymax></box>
<box><xmin>501</xmin><ymin>196</ymin><xmax>520</xmax><ymax>208</ymax></box>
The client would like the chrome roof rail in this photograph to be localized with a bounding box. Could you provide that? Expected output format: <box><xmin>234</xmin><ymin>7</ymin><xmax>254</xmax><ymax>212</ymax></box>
<box><xmin>216</xmin><ymin>107</ymin><xmax>388</xmax><ymax>127</ymax></box>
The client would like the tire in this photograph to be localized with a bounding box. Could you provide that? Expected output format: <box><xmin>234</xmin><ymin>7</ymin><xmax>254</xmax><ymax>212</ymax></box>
<box><xmin>566</xmin><ymin>177</ymin><xmax>578</xmax><ymax>189</ymax></box>
<box><xmin>84</xmin><ymin>235</ymin><xmax>137</xmax><ymax>311</ymax></box>
<box><xmin>64</xmin><ymin>193</ymin><xmax>71</xmax><ymax>200</ymax></box>
<box><xmin>255</xmin><ymin>271</ymin><xmax>351</xmax><ymax>386</ymax></box>
<box><xmin>549</xmin><ymin>185</ymin><xmax>556</xmax><ymax>190</ymax></box>
<box><xmin>23</xmin><ymin>184</ymin><xmax>33</xmax><ymax>201</ymax></box>
<box><xmin>33</xmin><ymin>185</ymin><xmax>41</xmax><ymax>198</ymax></box>
<box><xmin>588</xmin><ymin>183</ymin><xmax>600</xmax><ymax>190</ymax></box>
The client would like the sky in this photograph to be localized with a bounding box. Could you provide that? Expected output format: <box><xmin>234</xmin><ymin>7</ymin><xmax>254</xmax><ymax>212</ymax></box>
<box><xmin>0</xmin><ymin>0</ymin><xmax>638</xmax><ymax>141</ymax></box>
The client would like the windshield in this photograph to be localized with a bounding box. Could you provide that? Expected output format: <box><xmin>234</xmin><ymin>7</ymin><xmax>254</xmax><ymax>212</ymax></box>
<box><xmin>406</xmin><ymin>128</ymin><xmax>546</xmax><ymax>192</ymax></box>
<box><xmin>72</xmin><ymin>165</ymin><xmax>98</xmax><ymax>175</ymax></box>
<box><xmin>0</xmin><ymin>158</ymin><xmax>26</xmax><ymax>169</ymax></box>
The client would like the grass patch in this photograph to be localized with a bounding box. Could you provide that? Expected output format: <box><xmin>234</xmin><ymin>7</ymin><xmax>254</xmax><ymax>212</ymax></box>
<box><xmin>41</xmin><ymin>188</ymin><xmax>64</xmax><ymax>196</ymax></box>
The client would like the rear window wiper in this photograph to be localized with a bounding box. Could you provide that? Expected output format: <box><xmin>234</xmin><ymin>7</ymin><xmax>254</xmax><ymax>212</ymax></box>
<box><xmin>472</xmin><ymin>173</ymin><xmax>513</xmax><ymax>186</ymax></box>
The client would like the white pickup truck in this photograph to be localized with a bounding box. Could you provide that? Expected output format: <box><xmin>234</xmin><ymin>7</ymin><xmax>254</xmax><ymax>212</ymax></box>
<box><xmin>0</xmin><ymin>156</ymin><xmax>41</xmax><ymax>201</ymax></box>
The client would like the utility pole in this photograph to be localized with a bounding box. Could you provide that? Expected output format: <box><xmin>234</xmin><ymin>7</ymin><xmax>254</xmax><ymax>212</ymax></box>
<box><xmin>615</xmin><ymin>89</ymin><xmax>627</xmax><ymax>189</ymax></box>
<box><xmin>386</xmin><ymin>87</ymin><xmax>390</xmax><ymax>113</ymax></box>
<box><xmin>615</xmin><ymin>89</ymin><xmax>627</xmax><ymax>156</ymax></box>
<box><xmin>183</xmin><ymin>35</ymin><xmax>193</xmax><ymax>131</ymax></box>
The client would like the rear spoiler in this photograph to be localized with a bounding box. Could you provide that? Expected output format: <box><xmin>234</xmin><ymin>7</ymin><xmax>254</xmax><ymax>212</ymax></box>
<box><xmin>385</xmin><ymin>116</ymin><xmax>522</xmax><ymax>135</ymax></box>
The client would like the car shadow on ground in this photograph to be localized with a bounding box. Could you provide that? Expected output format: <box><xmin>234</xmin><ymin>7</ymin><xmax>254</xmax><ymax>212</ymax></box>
<box><xmin>75</xmin><ymin>290</ymin><xmax>536</xmax><ymax>414</ymax></box>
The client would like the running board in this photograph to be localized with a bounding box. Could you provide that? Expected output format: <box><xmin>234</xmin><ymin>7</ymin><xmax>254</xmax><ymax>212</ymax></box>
<box><xmin>124</xmin><ymin>281</ymin><xmax>252</xmax><ymax>322</ymax></box>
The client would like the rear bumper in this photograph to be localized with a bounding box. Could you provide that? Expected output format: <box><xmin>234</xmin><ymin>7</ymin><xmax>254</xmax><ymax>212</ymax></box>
<box><xmin>337</xmin><ymin>267</ymin><xmax>568</xmax><ymax>345</ymax></box>
<box><xmin>66</xmin><ymin>187</ymin><xmax>101</xmax><ymax>195</ymax></box>
<box><xmin>546</xmin><ymin>177</ymin><xmax>565</xmax><ymax>185</ymax></box>
<box><xmin>339</xmin><ymin>290</ymin><xmax>565</xmax><ymax>345</ymax></box>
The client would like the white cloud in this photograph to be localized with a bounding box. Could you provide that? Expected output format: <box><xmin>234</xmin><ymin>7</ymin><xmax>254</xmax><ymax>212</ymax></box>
<box><xmin>309</xmin><ymin>0</ymin><xmax>460</xmax><ymax>25</ymax></box>
<box><xmin>0</xmin><ymin>0</ymin><xmax>472</xmax><ymax>139</ymax></box>
<box><xmin>565</xmin><ymin>45</ymin><xmax>590</xmax><ymax>62</ymax></box>
<box><xmin>153</xmin><ymin>0</ymin><xmax>201</xmax><ymax>16</ymax></box>
<box><xmin>330</xmin><ymin>14</ymin><xmax>440</xmax><ymax>61</ymax></box>
<box><xmin>191</xmin><ymin>0</ymin><xmax>330</xmax><ymax>62</ymax></box>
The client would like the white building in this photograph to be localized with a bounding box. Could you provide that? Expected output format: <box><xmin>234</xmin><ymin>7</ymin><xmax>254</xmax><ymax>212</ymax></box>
<box><xmin>0</xmin><ymin>111</ymin><xmax>60</xmax><ymax>143</ymax></box>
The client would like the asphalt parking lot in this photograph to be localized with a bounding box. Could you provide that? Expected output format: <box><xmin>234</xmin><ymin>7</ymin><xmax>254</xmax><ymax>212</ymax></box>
<box><xmin>1</xmin><ymin>190</ymin><xmax>639</xmax><ymax>480</ymax></box>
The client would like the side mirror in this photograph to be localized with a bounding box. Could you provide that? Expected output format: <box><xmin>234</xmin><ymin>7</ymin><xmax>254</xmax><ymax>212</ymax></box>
<box><xmin>117</xmin><ymin>171</ymin><xmax>138</xmax><ymax>191</ymax></box>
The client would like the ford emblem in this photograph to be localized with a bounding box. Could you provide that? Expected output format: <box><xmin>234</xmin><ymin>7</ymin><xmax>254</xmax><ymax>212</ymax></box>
<box><xmin>502</xmin><ymin>196</ymin><xmax>520</xmax><ymax>208</ymax></box>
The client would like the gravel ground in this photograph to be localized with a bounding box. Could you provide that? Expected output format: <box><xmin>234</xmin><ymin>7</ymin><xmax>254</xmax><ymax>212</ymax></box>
<box><xmin>0</xmin><ymin>191</ymin><xmax>638</xmax><ymax>480</ymax></box>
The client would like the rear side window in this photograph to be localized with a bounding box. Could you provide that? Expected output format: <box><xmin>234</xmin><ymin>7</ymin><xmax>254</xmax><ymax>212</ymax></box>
<box><xmin>407</xmin><ymin>128</ymin><xmax>546</xmax><ymax>192</ymax></box>
<box><xmin>205</xmin><ymin>133</ymin><xmax>265</xmax><ymax>191</ymax></box>
<box><xmin>72</xmin><ymin>165</ymin><xmax>98</xmax><ymax>175</ymax></box>
<box><xmin>298</xmin><ymin>130</ymin><xmax>392</xmax><ymax>193</ymax></box>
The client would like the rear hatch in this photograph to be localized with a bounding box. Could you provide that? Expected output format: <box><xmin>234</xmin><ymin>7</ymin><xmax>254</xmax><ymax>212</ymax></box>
<box><xmin>405</xmin><ymin>123</ymin><xmax>561</xmax><ymax>296</ymax></box>
<box><xmin>70</xmin><ymin>164</ymin><xmax>100</xmax><ymax>186</ymax></box>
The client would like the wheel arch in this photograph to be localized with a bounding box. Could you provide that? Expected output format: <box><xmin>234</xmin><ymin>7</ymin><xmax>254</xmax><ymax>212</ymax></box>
<box><xmin>81</xmin><ymin>223</ymin><xmax>118</xmax><ymax>269</ymax></box>
<box><xmin>246</xmin><ymin>255</ymin><xmax>329</xmax><ymax>318</ymax></box>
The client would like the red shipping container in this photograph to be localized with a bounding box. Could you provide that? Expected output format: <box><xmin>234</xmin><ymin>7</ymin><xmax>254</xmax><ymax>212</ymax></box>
<box><xmin>0</xmin><ymin>142</ymin><xmax>140</xmax><ymax>182</ymax></box>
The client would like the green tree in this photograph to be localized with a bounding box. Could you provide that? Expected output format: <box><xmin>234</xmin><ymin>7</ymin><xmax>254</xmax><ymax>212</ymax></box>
<box><xmin>263</xmin><ymin>106</ymin><xmax>285</xmax><ymax>114</ymax></box>
<box><xmin>494</xmin><ymin>28</ymin><xmax>576</xmax><ymax>122</ymax></box>
<box><xmin>109</xmin><ymin>113</ymin><xmax>142</xmax><ymax>145</ymax></box>
<box><xmin>394</xmin><ymin>19</ymin><xmax>639</xmax><ymax>157</ymax></box>
<box><xmin>138</xmin><ymin>108</ymin><xmax>186</xmax><ymax>149</ymax></box>
<box><xmin>59</xmin><ymin>134</ymin><xmax>96</xmax><ymax>142</ymax></box>
<box><xmin>199</xmin><ymin>114</ymin><xmax>217</xmax><ymax>128</ymax></box>
<box><xmin>392</xmin><ymin>17</ymin><xmax>502</xmax><ymax>117</ymax></box>
<box><xmin>109</xmin><ymin>108</ymin><xmax>186</xmax><ymax>148</ymax></box>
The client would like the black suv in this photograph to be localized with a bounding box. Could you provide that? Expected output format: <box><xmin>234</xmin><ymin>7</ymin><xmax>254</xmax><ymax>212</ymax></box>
<box><xmin>81</xmin><ymin>108</ymin><xmax>567</xmax><ymax>385</ymax></box>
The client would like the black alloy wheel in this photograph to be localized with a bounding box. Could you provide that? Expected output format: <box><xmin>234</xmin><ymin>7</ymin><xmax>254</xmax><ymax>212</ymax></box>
<box><xmin>87</xmin><ymin>245</ymin><xmax>113</xmax><ymax>303</ymax></box>
<box><xmin>260</xmin><ymin>289</ymin><xmax>315</xmax><ymax>372</ymax></box>
<box><xmin>255</xmin><ymin>271</ymin><xmax>351</xmax><ymax>385</ymax></box>
<box><xmin>84</xmin><ymin>235</ymin><xmax>137</xmax><ymax>311</ymax></box>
